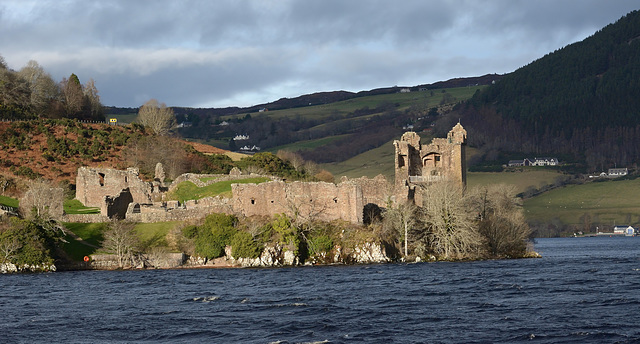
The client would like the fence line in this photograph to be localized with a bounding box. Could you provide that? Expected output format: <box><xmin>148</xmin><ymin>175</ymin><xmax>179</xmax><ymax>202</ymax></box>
<box><xmin>0</xmin><ymin>118</ymin><xmax>129</xmax><ymax>126</ymax></box>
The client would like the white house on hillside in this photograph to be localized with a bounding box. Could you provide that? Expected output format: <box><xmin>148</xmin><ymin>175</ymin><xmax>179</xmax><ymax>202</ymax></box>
<box><xmin>531</xmin><ymin>157</ymin><xmax>558</xmax><ymax>166</ymax></box>
<box><xmin>608</xmin><ymin>168</ymin><xmax>628</xmax><ymax>177</ymax></box>
<box><xmin>508</xmin><ymin>157</ymin><xmax>558</xmax><ymax>167</ymax></box>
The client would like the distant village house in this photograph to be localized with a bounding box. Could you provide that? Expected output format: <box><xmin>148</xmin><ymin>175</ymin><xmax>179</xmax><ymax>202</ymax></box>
<box><xmin>607</xmin><ymin>168</ymin><xmax>628</xmax><ymax>177</ymax></box>
<box><xmin>508</xmin><ymin>157</ymin><xmax>558</xmax><ymax>167</ymax></box>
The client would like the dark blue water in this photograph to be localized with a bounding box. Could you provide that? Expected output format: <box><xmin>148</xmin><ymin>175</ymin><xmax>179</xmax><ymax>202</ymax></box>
<box><xmin>1</xmin><ymin>237</ymin><xmax>639</xmax><ymax>344</ymax></box>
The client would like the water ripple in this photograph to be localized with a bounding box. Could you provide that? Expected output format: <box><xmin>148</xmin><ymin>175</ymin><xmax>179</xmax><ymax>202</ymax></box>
<box><xmin>1</xmin><ymin>237</ymin><xmax>640</xmax><ymax>343</ymax></box>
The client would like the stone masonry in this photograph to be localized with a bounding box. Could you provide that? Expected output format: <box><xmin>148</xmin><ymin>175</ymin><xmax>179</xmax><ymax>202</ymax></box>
<box><xmin>394</xmin><ymin>123</ymin><xmax>467</xmax><ymax>203</ymax></box>
<box><xmin>76</xmin><ymin>167</ymin><xmax>152</xmax><ymax>208</ymax></box>
<box><xmin>231</xmin><ymin>176</ymin><xmax>390</xmax><ymax>224</ymax></box>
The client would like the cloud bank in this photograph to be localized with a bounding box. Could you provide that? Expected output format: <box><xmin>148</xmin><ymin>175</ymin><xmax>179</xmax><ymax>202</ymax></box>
<box><xmin>1</xmin><ymin>0</ymin><xmax>637</xmax><ymax>107</ymax></box>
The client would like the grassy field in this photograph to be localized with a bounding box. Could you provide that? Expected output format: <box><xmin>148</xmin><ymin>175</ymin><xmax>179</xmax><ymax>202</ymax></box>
<box><xmin>523</xmin><ymin>178</ymin><xmax>640</xmax><ymax>227</ymax></box>
<box><xmin>169</xmin><ymin>177</ymin><xmax>271</xmax><ymax>202</ymax></box>
<box><xmin>267</xmin><ymin>134</ymin><xmax>351</xmax><ymax>153</ymax></box>
<box><xmin>62</xmin><ymin>221</ymin><xmax>182</xmax><ymax>261</ymax></box>
<box><xmin>224</xmin><ymin>86</ymin><xmax>486</xmax><ymax>122</ymax></box>
<box><xmin>1</xmin><ymin>197</ymin><xmax>103</xmax><ymax>214</ymax></box>
<box><xmin>0</xmin><ymin>195</ymin><xmax>18</xmax><ymax>208</ymax></box>
<box><xmin>135</xmin><ymin>221</ymin><xmax>180</xmax><ymax>248</ymax></box>
<box><xmin>322</xmin><ymin>138</ymin><xmax>397</xmax><ymax>179</ymax></box>
<box><xmin>62</xmin><ymin>222</ymin><xmax>106</xmax><ymax>260</ymax></box>
<box><xmin>63</xmin><ymin>199</ymin><xmax>100</xmax><ymax>214</ymax></box>
<box><xmin>467</xmin><ymin>170</ymin><xmax>563</xmax><ymax>195</ymax></box>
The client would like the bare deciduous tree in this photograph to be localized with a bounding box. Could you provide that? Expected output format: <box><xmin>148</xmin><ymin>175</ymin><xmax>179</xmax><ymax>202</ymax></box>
<box><xmin>277</xmin><ymin>150</ymin><xmax>305</xmax><ymax>171</ymax></box>
<box><xmin>419</xmin><ymin>181</ymin><xmax>483</xmax><ymax>260</ymax></box>
<box><xmin>124</xmin><ymin>136</ymin><xmax>188</xmax><ymax>179</ymax></box>
<box><xmin>137</xmin><ymin>99</ymin><xmax>176</xmax><ymax>135</ymax></box>
<box><xmin>0</xmin><ymin>234</ymin><xmax>21</xmax><ymax>263</ymax></box>
<box><xmin>102</xmin><ymin>220</ymin><xmax>140</xmax><ymax>268</ymax></box>
<box><xmin>17</xmin><ymin>60</ymin><xmax>60</xmax><ymax>114</ymax></box>
<box><xmin>0</xmin><ymin>68</ymin><xmax>31</xmax><ymax>109</ymax></box>
<box><xmin>19</xmin><ymin>179</ymin><xmax>64</xmax><ymax>220</ymax></box>
<box><xmin>82</xmin><ymin>78</ymin><xmax>103</xmax><ymax>120</ymax></box>
<box><xmin>383</xmin><ymin>201</ymin><xmax>417</xmax><ymax>259</ymax></box>
<box><xmin>466</xmin><ymin>184</ymin><xmax>532</xmax><ymax>257</ymax></box>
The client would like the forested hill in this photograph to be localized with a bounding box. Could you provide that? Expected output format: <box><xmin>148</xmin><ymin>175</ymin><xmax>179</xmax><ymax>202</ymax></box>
<box><xmin>460</xmin><ymin>10</ymin><xmax>640</xmax><ymax>171</ymax></box>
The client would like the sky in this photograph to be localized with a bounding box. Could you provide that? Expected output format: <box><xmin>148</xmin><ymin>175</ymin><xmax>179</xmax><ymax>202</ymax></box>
<box><xmin>1</xmin><ymin>0</ymin><xmax>638</xmax><ymax>109</ymax></box>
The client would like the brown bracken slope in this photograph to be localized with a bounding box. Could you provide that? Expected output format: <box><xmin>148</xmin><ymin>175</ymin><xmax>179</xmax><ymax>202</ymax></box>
<box><xmin>0</xmin><ymin>121</ymin><xmax>229</xmax><ymax>184</ymax></box>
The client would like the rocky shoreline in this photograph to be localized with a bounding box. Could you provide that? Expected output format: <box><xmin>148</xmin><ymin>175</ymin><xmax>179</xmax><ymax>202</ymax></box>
<box><xmin>7</xmin><ymin>241</ymin><xmax>393</xmax><ymax>273</ymax></box>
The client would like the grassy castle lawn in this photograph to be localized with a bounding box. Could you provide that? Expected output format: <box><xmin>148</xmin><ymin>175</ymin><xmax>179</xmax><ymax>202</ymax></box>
<box><xmin>62</xmin><ymin>221</ymin><xmax>181</xmax><ymax>261</ymax></box>
<box><xmin>0</xmin><ymin>196</ymin><xmax>101</xmax><ymax>214</ymax></box>
<box><xmin>168</xmin><ymin>177</ymin><xmax>271</xmax><ymax>203</ymax></box>
<box><xmin>0</xmin><ymin>195</ymin><xmax>19</xmax><ymax>208</ymax></box>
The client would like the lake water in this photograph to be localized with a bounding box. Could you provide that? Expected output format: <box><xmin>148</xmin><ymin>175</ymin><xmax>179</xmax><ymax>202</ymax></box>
<box><xmin>1</xmin><ymin>237</ymin><xmax>639</xmax><ymax>343</ymax></box>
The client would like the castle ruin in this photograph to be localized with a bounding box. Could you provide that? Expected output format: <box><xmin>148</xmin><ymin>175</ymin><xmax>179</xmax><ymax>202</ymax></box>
<box><xmin>71</xmin><ymin>124</ymin><xmax>466</xmax><ymax>224</ymax></box>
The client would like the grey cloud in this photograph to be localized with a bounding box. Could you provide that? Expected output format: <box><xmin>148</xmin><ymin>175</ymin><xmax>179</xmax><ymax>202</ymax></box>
<box><xmin>1</xmin><ymin>0</ymin><xmax>638</xmax><ymax>108</ymax></box>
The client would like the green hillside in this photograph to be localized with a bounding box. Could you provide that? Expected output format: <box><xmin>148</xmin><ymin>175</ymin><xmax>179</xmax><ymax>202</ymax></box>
<box><xmin>175</xmin><ymin>85</ymin><xmax>485</xmax><ymax>165</ymax></box>
<box><xmin>233</xmin><ymin>86</ymin><xmax>484</xmax><ymax>122</ymax></box>
<box><xmin>322</xmin><ymin>137</ymin><xmax>397</xmax><ymax>179</ymax></box>
<box><xmin>523</xmin><ymin>178</ymin><xmax>640</xmax><ymax>233</ymax></box>
<box><xmin>460</xmin><ymin>10</ymin><xmax>640</xmax><ymax>171</ymax></box>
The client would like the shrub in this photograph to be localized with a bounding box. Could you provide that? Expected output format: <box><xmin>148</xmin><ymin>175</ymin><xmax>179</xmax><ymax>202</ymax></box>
<box><xmin>194</xmin><ymin>229</ymin><xmax>221</xmax><ymax>259</ymax></box>
<box><xmin>181</xmin><ymin>225</ymin><xmax>199</xmax><ymax>239</ymax></box>
<box><xmin>10</xmin><ymin>166</ymin><xmax>40</xmax><ymax>179</ymax></box>
<box><xmin>230</xmin><ymin>231</ymin><xmax>262</xmax><ymax>259</ymax></box>
<box><xmin>308</xmin><ymin>234</ymin><xmax>333</xmax><ymax>255</ymax></box>
<box><xmin>192</xmin><ymin>213</ymin><xmax>239</xmax><ymax>259</ymax></box>
<box><xmin>270</xmin><ymin>214</ymin><xmax>300</xmax><ymax>254</ymax></box>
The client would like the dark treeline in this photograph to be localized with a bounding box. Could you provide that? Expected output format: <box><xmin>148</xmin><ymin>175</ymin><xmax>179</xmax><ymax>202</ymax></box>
<box><xmin>458</xmin><ymin>10</ymin><xmax>640</xmax><ymax>171</ymax></box>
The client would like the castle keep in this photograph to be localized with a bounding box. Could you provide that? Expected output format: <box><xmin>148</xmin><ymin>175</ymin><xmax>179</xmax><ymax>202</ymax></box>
<box><xmin>394</xmin><ymin>123</ymin><xmax>466</xmax><ymax>204</ymax></box>
<box><xmin>72</xmin><ymin>124</ymin><xmax>466</xmax><ymax>224</ymax></box>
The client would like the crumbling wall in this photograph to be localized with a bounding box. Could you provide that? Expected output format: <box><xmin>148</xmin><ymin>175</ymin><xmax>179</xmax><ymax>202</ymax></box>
<box><xmin>61</xmin><ymin>214</ymin><xmax>111</xmax><ymax>223</ymax></box>
<box><xmin>347</xmin><ymin>175</ymin><xmax>391</xmax><ymax>206</ymax></box>
<box><xmin>125</xmin><ymin>196</ymin><xmax>234</xmax><ymax>223</ymax></box>
<box><xmin>102</xmin><ymin>188</ymin><xmax>133</xmax><ymax>219</ymax></box>
<box><xmin>232</xmin><ymin>178</ymin><xmax>388</xmax><ymax>224</ymax></box>
<box><xmin>76</xmin><ymin>167</ymin><xmax>152</xmax><ymax>208</ymax></box>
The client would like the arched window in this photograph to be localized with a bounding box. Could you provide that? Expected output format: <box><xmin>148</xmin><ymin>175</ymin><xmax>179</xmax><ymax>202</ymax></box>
<box><xmin>423</xmin><ymin>153</ymin><xmax>441</xmax><ymax>168</ymax></box>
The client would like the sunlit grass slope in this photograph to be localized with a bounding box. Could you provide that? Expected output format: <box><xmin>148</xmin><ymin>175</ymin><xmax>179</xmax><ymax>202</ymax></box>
<box><xmin>523</xmin><ymin>178</ymin><xmax>640</xmax><ymax>227</ymax></box>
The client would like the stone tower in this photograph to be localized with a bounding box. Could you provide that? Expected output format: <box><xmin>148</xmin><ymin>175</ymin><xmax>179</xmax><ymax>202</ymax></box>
<box><xmin>393</xmin><ymin>123</ymin><xmax>467</xmax><ymax>203</ymax></box>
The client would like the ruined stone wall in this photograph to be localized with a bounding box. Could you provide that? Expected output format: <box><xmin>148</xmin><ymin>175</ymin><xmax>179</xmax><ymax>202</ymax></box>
<box><xmin>421</xmin><ymin>123</ymin><xmax>466</xmax><ymax>186</ymax></box>
<box><xmin>102</xmin><ymin>188</ymin><xmax>133</xmax><ymax>219</ymax></box>
<box><xmin>232</xmin><ymin>180</ymin><xmax>366</xmax><ymax>223</ymax></box>
<box><xmin>76</xmin><ymin>167</ymin><xmax>152</xmax><ymax>208</ymax></box>
<box><xmin>346</xmin><ymin>175</ymin><xmax>392</xmax><ymax>207</ymax></box>
<box><xmin>125</xmin><ymin>196</ymin><xmax>233</xmax><ymax>223</ymax></box>
<box><xmin>61</xmin><ymin>214</ymin><xmax>111</xmax><ymax>223</ymax></box>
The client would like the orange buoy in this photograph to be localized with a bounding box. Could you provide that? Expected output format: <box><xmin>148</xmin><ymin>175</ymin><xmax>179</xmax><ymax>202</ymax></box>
<box><xmin>83</xmin><ymin>256</ymin><xmax>90</xmax><ymax>262</ymax></box>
